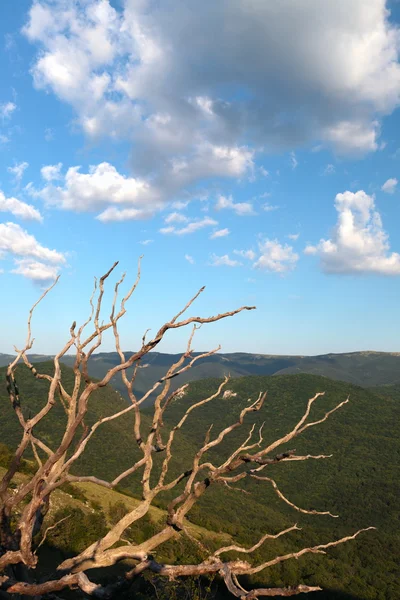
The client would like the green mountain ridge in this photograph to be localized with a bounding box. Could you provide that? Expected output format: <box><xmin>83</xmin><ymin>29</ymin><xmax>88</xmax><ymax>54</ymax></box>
<box><xmin>2</xmin><ymin>350</ymin><xmax>400</xmax><ymax>404</ymax></box>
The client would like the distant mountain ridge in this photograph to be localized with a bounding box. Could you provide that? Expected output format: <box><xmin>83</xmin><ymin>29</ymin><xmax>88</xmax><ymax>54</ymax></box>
<box><xmin>1</xmin><ymin>350</ymin><xmax>400</xmax><ymax>399</ymax></box>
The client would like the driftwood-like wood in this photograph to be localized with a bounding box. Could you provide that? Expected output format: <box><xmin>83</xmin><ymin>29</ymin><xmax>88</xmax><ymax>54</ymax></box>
<box><xmin>0</xmin><ymin>262</ymin><xmax>374</xmax><ymax>598</ymax></box>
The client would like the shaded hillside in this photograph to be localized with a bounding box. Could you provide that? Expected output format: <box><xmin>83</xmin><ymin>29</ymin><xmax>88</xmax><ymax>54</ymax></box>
<box><xmin>372</xmin><ymin>381</ymin><xmax>400</xmax><ymax>400</ymax></box>
<box><xmin>0</xmin><ymin>365</ymin><xmax>399</xmax><ymax>598</ymax></box>
<box><xmin>156</xmin><ymin>374</ymin><xmax>400</xmax><ymax>600</ymax></box>
<box><xmin>2</xmin><ymin>351</ymin><xmax>400</xmax><ymax>403</ymax></box>
<box><xmin>0</xmin><ymin>361</ymin><xmax>159</xmax><ymax>490</ymax></box>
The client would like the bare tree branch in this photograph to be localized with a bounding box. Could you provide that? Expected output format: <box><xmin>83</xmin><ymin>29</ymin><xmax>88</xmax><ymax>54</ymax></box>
<box><xmin>0</xmin><ymin>262</ymin><xmax>375</xmax><ymax>599</ymax></box>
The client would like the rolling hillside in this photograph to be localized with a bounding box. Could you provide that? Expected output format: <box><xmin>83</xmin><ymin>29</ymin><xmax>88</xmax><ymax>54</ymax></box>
<box><xmin>1</xmin><ymin>350</ymin><xmax>400</xmax><ymax>404</ymax></box>
<box><xmin>0</xmin><ymin>363</ymin><xmax>399</xmax><ymax>598</ymax></box>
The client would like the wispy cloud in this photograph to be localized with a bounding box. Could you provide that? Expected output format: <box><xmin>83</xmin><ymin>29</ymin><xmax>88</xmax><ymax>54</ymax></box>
<box><xmin>164</xmin><ymin>212</ymin><xmax>189</xmax><ymax>224</ymax></box>
<box><xmin>160</xmin><ymin>216</ymin><xmax>217</xmax><ymax>235</ymax></box>
<box><xmin>210</xmin><ymin>228</ymin><xmax>230</xmax><ymax>239</ymax></box>
<box><xmin>8</xmin><ymin>161</ymin><xmax>29</xmax><ymax>184</ymax></box>
<box><xmin>0</xmin><ymin>101</ymin><xmax>16</xmax><ymax>120</ymax></box>
<box><xmin>290</xmin><ymin>151</ymin><xmax>298</xmax><ymax>170</ymax></box>
<box><xmin>263</xmin><ymin>203</ymin><xmax>279</xmax><ymax>212</ymax></box>
<box><xmin>234</xmin><ymin>249</ymin><xmax>256</xmax><ymax>260</ymax></box>
<box><xmin>209</xmin><ymin>254</ymin><xmax>242</xmax><ymax>267</ymax></box>
<box><xmin>323</xmin><ymin>163</ymin><xmax>336</xmax><ymax>175</ymax></box>
<box><xmin>215</xmin><ymin>194</ymin><xmax>255</xmax><ymax>216</ymax></box>
<box><xmin>381</xmin><ymin>178</ymin><xmax>398</xmax><ymax>194</ymax></box>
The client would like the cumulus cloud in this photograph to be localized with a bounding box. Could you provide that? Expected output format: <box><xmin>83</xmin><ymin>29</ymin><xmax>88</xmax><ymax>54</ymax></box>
<box><xmin>11</xmin><ymin>259</ymin><xmax>60</xmax><ymax>282</ymax></box>
<box><xmin>8</xmin><ymin>162</ymin><xmax>29</xmax><ymax>184</ymax></box>
<box><xmin>160</xmin><ymin>216</ymin><xmax>217</xmax><ymax>235</ymax></box>
<box><xmin>215</xmin><ymin>194</ymin><xmax>255</xmax><ymax>216</ymax></box>
<box><xmin>0</xmin><ymin>191</ymin><xmax>42</xmax><ymax>222</ymax></box>
<box><xmin>381</xmin><ymin>177</ymin><xmax>398</xmax><ymax>193</ymax></box>
<box><xmin>41</xmin><ymin>162</ymin><xmax>62</xmax><ymax>181</ymax></box>
<box><xmin>31</xmin><ymin>162</ymin><xmax>162</xmax><ymax>221</ymax></box>
<box><xmin>0</xmin><ymin>222</ymin><xmax>65</xmax><ymax>264</ymax></box>
<box><xmin>0</xmin><ymin>102</ymin><xmax>16</xmax><ymax>120</ymax></box>
<box><xmin>254</xmin><ymin>240</ymin><xmax>299</xmax><ymax>273</ymax></box>
<box><xmin>210</xmin><ymin>228</ymin><xmax>230</xmax><ymax>239</ymax></box>
<box><xmin>0</xmin><ymin>222</ymin><xmax>65</xmax><ymax>281</ymax></box>
<box><xmin>31</xmin><ymin>153</ymin><xmax>254</xmax><ymax>222</ymax></box>
<box><xmin>304</xmin><ymin>190</ymin><xmax>400</xmax><ymax>274</ymax></box>
<box><xmin>234</xmin><ymin>249</ymin><xmax>256</xmax><ymax>261</ymax></box>
<box><xmin>22</xmin><ymin>0</ymin><xmax>400</xmax><ymax>210</ymax></box>
<box><xmin>209</xmin><ymin>254</ymin><xmax>242</xmax><ymax>267</ymax></box>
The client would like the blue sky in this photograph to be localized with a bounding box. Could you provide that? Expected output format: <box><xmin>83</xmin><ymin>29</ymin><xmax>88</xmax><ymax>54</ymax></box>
<box><xmin>1</xmin><ymin>0</ymin><xmax>400</xmax><ymax>356</ymax></box>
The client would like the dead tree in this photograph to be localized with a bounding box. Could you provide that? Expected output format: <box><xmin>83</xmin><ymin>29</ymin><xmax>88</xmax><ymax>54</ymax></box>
<box><xmin>0</xmin><ymin>261</ymin><xmax>373</xmax><ymax>599</ymax></box>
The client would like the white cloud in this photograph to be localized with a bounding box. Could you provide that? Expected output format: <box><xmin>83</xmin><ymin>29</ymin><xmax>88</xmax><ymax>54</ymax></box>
<box><xmin>31</xmin><ymin>162</ymin><xmax>162</xmax><ymax>221</ymax></box>
<box><xmin>322</xmin><ymin>120</ymin><xmax>380</xmax><ymax>155</ymax></box>
<box><xmin>0</xmin><ymin>222</ymin><xmax>65</xmax><ymax>264</ymax></box>
<box><xmin>22</xmin><ymin>0</ymin><xmax>400</xmax><ymax>209</ymax></box>
<box><xmin>210</xmin><ymin>228</ymin><xmax>230</xmax><ymax>239</ymax></box>
<box><xmin>215</xmin><ymin>194</ymin><xmax>255</xmax><ymax>216</ymax></box>
<box><xmin>8</xmin><ymin>162</ymin><xmax>29</xmax><ymax>184</ymax></box>
<box><xmin>44</xmin><ymin>127</ymin><xmax>54</xmax><ymax>141</ymax></box>
<box><xmin>254</xmin><ymin>239</ymin><xmax>299</xmax><ymax>273</ymax></box>
<box><xmin>11</xmin><ymin>259</ymin><xmax>60</xmax><ymax>282</ymax></box>
<box><xmin>41</xmin><ymin>162</ymin><xmax>62</xmax><ymax>181</ymax></box>
<box><xmin>30</xmin><ymin>151</ymin><xmax>255</xmax><ymax>222</ymax></box>
<box><xmin>164</xmin><ymin>212</ymin><xmax>189</xmax><ymax>224</ymax></box>
<box><xmin>305</xmin><ymin>190</ymin><xmax>400</xmax><ymax>275</ymax></box>
<box><xmin>0</xmin><ymin>102</ymin><xmax>16</xmax><ymax>120</ymax></box>
<box><xmin>290</xmin><ymin>151</ymin><xmax>298</xmax><ymax>170</ymax></box>
<box><xmin>0</xmin><ymin>191</ymin><xmax>43</xmax><ymax>222</ymax></box>
<box><xmin>323</xmin><ymin>164</ymin><xmax>336</xmax><ymax>175</ymax></box>
<box><xmin>160</xmin><ymin>216</ymin><xmax>217</xmax><ymax>235</ymax></box>
<box><xmin>234</xmin><ymin>249</ymin><xmax>256</xmax><ymax>261</ymax></box>
<box><xmin>185</xmin><ymin>254</ymin><xmax>195</xmax><ymax>264</ymax></box>
<box><xmin>209</xmin><ymin>254</ymin><xmax>242</xmax><ymax>267</ymax></box>
<box><xmin>138</xmin><ymin>239</ymin><xmax>153</xmax><ymax>245</ymax></box>
<box><xmin>0</xmin><ymin>222</ymin><xmax>65</xmax><ymax>281</ymax></box>
<box><xmin>288</xmin><ymin>233</ymin><xmax>300</xmax><ymax>241</ymax></box>
<box><xmin>259</xmin><ymin>166</ymin><xmax>269</xmax><ymax>177</ymax></box>
<box><xmin>0</xmin><ymin>134</ymin><xmax>10</xmax><ymax>145</ymax></box>
<box><xmin>97</xmin><ymin>206</ymin><xmax>157</xmax><ymax>223</ymax></box>
<box><xmin>381</xmin><ymin>177</ymin><xmax>398</xmax><ymax>194</ymax></box>
<box><xmin>263</xmin><ymin>203</ymin><xmax>279</xmax><ymax>212</ymax></box>
<box><xmin>172</xmin><ymin>200</ymin><xmax>189</xmax><ymax>210</ymax></box>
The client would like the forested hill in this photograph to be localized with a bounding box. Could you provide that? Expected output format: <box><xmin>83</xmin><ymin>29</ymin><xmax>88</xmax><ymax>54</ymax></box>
<box><xmin>0</xmin><ymin>363</ymin><xmax>399</xmax><ymax>598</ymax></box>
<box><xmin>157</xmin><ymin>374</ymin><xmax>400</xmax><ymax>599</ymax></box>
<box><xmin>1</xmin><ymin>350</ymin><xmax>400</xmax><ymax>403</ymax></box>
